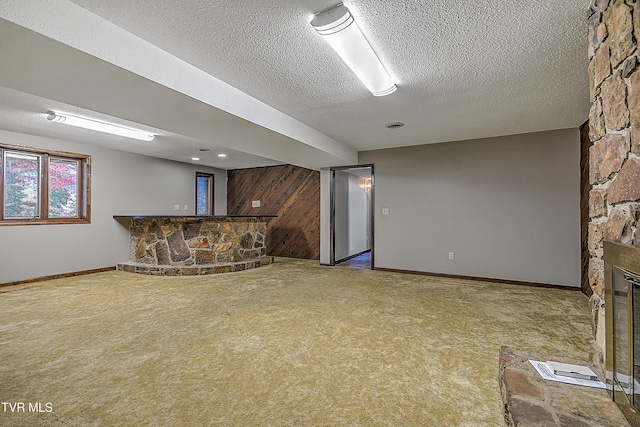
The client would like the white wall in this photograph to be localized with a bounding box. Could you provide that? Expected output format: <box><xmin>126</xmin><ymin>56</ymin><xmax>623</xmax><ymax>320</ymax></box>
<box><xmin>347</xmin><ymin>173</ymin><xmax>371</xmax><ymax>256</ymax></box>
<box><xmin>333</xmin><ymin>171</ymin><xmax>372</xmax><ymax>262</ymax></box>
<box><xmin>0</xmin><ymin>130</ymin><xmax>226</xmax><ymax>283</ymax></box>
<box><xmin>334</xmin><ymin>170</ymin><xmax>350</xmax><ymax>261</ymax></box>
<box><xmin>320</xmin><ymin>169</ymin><xmax>331</xmax><ymax>265</ymax></box>
<box><xmin>355</xmin><ymin>128</ymin><xmax>581</xmax><ymax>286</ymax></box>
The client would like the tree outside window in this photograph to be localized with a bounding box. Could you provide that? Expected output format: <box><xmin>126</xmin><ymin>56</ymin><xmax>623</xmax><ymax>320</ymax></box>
<box><xmin>48</xmin><ymin>158</ymin><xmax>78</xmax><ymax>218</ymax></box>
<box><xmin>196</xmin><ymin>172</ymin><xmax>214</xmax><ymax>216</ymax></box>
<box><xmin>3</xmin><ymin>152</ymin><xmax>40</xmax><ymax>218</ymax></box>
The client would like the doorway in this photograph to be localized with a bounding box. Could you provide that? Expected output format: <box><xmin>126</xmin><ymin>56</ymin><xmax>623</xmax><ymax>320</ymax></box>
<box><xmin>330</xmin><ymin>164</ymin><xmax>374</xmax><ymax>269</ymax></box>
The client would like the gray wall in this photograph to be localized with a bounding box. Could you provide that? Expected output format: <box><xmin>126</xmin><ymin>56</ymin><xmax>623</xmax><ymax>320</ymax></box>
<box><xmin>0</xmin><ymin>130</ymin><xmax>227</xmax><ymax>284</ymax></box>
<box><xmin>359</xmin><ymin>128</ymin><xmax>580</xmax><ymax>287</ymax></box>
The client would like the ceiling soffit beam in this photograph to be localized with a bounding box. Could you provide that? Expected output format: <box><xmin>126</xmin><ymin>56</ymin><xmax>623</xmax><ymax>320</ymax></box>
<box><xmin>0</xmin><ymin>1</ymin><xmax>357</xmax><ymax>168</ymax></box>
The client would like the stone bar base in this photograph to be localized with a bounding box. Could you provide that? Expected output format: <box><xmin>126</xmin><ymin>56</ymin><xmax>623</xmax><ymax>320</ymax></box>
<box><xmin>113</xmin><ymin>215</ymin><xmax>276</xmax><ymax>276</ymax></box>
<box><xmin>499</xmin><ymin>346</ymin><xmax>628</xmax><ymax>426</ymax></box>
<box><xmin>117</xmin><ymin>256</ymin><xmax>274</xmax><ymax>276</ymax></box>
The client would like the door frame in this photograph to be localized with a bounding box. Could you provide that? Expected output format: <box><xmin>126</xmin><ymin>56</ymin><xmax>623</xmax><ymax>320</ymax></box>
<box><xmin>329</xmin><ymin>164</ymin><xmax>375</xmax><ymax>269</ymax></box>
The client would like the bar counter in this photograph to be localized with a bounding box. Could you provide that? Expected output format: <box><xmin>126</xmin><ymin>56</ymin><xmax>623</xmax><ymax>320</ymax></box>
<box><xmin>113</xmin><ymin>215</ymin><xmax>276</xmax><ymax>276</ymax></box>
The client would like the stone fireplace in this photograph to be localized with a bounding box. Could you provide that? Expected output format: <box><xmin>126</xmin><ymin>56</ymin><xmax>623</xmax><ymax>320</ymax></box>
<box><xmin>588</xmin><ymin>0</ymin><xmax>640</xmax><ymax>385</ymax></box>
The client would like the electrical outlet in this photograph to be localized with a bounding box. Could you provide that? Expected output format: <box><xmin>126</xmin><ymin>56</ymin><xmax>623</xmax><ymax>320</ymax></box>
<box><xmin>184</xmin><ymin>205</ymin><xmax>188</xmax><ymax>210</ymax></box>
<box><xmin>173</xmin><ymin>204</ymin><xmax>180</xmax><ymax>211</ymax></box>
<box><xmin>449</xmin><ymin>252</ymin><xmax>454</xmax><ymax>260</ymax></box>
<box><xmin>382</xmin><ymin>207</ymin><xmax>389</xmax><ymax>215</ymax></box>
<box><xmin>252</xmin><ymin>200</ymin><xmax>261</xmax><ymax>208</ymax></box>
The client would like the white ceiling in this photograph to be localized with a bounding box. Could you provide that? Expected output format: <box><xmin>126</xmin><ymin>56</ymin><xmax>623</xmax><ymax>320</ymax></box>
<box><xmin>0</xmin><ymin>0</ymin><xmax>590</xmax><ymax>170</ymax></box>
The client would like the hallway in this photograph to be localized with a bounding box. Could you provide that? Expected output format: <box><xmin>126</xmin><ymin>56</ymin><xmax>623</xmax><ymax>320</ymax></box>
<box><xmin>336</xmin><ymin>251</ymin><xmax>371</xmax><ymax>269</ymax></box>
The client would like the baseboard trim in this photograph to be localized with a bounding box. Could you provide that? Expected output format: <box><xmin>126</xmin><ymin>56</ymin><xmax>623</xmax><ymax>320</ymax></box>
<box><xmin>373</xmin><ymin>267</ymin><xmax>581</xmax><ymax>291</ymax></box>
<box><xmin>1</xmin><ymin>265</ymin><xmax>579</xmax><ymax>292</ymax></box>
<box><xmin>0</xmin><ymin>267</ymin><xmax>116</xmax><ymax>288</ymax></box>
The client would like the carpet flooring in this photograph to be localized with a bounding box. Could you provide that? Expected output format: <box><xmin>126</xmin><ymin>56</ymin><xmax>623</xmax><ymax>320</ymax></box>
<box><xmin>0</xmin><ymin>258</ymin><xmax>591</xmax><ymax>426</ymax></box>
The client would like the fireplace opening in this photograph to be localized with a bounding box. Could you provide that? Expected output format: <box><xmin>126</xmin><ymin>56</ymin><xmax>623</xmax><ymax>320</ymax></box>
<box><xmin>605</xmin><ymin>241</ymin><xmax>640</xmax><ymax>426</ymax></box>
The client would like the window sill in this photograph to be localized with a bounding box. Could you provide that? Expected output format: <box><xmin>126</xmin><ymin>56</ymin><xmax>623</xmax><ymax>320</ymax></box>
<box><xmin>0</xmin><ymin>218</ymin><xmax>90</xmax><ymax>226</ymax></box>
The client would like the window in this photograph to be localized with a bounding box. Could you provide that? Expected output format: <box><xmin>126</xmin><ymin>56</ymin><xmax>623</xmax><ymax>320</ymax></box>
<box><xmin>1</xmin><ymin>143</ymin><xmax>90</xmax><ymax>225</ymax></box>
<box><xmin>196</xmin><ymin>172</ymin><xmax>214</xmax><ymax>215</ymax></box>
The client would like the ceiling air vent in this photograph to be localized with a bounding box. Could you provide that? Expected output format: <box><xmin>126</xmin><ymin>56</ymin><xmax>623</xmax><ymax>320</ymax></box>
<box><xmin>385</xmin><ymin>122</ymin><xmax>405</xmax><ymax>129</ymax></box>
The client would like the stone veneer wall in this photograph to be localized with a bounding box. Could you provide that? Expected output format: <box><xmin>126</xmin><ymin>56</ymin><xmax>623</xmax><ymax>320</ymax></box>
<box><xmin>588</xmin><ymin>0</ymin><xmax>640</xmax><ymax>367</ymax></box>
<box><xmin>118</xmin><ymin>217</ymin><xmax>272</xmax><ymax>275</ymax></box>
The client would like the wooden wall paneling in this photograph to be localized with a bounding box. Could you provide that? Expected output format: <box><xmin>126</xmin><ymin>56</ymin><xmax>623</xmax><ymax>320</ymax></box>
<box><xmin>580</xmin><ymin>121</ymin><xmax>592</xmax><ymax>297</ymax></box>
<box><xmin>227</xmin><ymin>165</ymin><xmax>320</xmax><ymax>260</ymax></box>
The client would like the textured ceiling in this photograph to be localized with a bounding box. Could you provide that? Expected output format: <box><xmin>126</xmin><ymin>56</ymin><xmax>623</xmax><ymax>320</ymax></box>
<box><xmin>0</xmin><ymin>0</ymin><xmax>590</xmax><ymax>169</ymax></box>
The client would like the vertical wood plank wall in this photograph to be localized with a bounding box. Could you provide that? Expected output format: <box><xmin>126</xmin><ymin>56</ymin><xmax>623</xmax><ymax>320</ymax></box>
<box><xmin>227</xmin><ymin>165</ymin><xmax>320</xmax><ymax>260</ymax></box>
<box><xmin>579</xmin><ymin>122</ymin><xmax>592</xmax><ymax>297</ymax></box>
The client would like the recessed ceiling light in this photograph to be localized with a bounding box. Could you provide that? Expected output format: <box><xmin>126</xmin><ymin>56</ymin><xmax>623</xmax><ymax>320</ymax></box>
<box><xmin>217</xmin><ymin>153</ymin><xmax>228</xmax><ymax>158</ymax></box>
<box><xmin>385</xmin><ymin>122</ymin><xmax>405</xmax><ymax>129</ymax></box>
<box><xmin>191</xmin><ymin>157</ymin><xmax>200</xmax><ymax>161</ymax></box>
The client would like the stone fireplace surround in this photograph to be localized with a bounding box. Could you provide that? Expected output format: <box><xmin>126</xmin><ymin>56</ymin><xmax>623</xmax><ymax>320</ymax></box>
<box><xmin>588</xmin><ymin>0</ymin><xmax>640</xmax><ymax>381</ymax></box>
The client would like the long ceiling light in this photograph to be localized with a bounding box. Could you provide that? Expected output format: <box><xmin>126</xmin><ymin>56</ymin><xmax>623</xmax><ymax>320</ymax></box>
<box><xmin>47</xmin><ymin>111</ymin><xmax>155</xmax><ymax>141</ymax></box>
<box><xmin>311</xmin><ymin>3</ymin><xmax>397</xmax><ymax>96</ymax></box>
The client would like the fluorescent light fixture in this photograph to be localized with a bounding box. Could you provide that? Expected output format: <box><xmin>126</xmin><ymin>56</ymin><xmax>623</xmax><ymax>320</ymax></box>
<box><xmin>311</xmin><ymin>3</ymin><xmax>397</xmax><ymax>96</ymax></box>
<box><xmin>47</xmin><ymin>111</ymin><xmax>154</xmax><ymax>141</ymax></box>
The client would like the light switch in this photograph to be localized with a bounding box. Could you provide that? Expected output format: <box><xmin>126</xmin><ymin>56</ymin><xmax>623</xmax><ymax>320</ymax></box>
<box><xmin>252</xmin><ymin>200</ymin><xmax>261</xmax><ymax>208</ymax></box>
<box><xmin>382</xmin><ymin>207</ymin><xmax>389</xmax><ymax>215</ymax></box>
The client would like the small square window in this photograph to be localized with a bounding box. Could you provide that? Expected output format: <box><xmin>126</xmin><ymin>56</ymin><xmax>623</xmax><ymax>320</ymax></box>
<box><xmin>196</xmin><ymin>172</ymin><xmax>214</xmax><ymax>216</ymax></box>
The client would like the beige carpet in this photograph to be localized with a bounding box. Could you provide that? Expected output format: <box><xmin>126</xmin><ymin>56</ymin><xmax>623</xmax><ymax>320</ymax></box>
<box><xmin>0</xmin><ymin>258</ymin><xmax>591</xmax><ymax>426</ymax></box>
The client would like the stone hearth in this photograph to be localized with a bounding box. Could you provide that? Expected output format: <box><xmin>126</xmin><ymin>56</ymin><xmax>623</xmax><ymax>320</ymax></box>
<box><xmin>499</xmin><ymin>347</ymin><xmax>628</xmax><ymax>426</ymax></box>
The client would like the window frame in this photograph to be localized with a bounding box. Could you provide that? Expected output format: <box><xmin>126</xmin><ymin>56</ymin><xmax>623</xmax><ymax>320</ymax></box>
<box><xmin>195</xmin><ymin>172</ymin><xmax>214</xmax><ymax>216</ymax></box>
<box><xmin>0</xmin><ymin>143</ymin><xmax>91</xmax><ymax>226</ymax></box>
